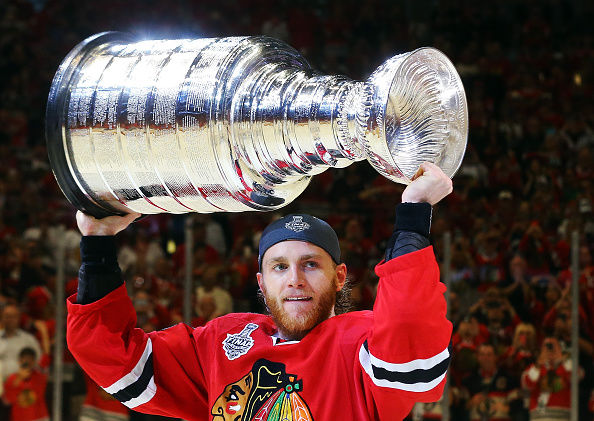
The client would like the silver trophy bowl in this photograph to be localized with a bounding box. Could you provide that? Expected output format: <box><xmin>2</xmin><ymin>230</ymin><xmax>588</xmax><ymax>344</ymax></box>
<box><xmin>46</xmin><ymin>33</ymin><xmax>468</xmax><ymax>217</ymax></box>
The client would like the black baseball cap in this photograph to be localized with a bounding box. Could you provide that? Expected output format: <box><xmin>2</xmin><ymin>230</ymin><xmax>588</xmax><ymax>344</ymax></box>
<box><xmin>258</xmin><ymin>214</ymin><xmax>341</xmax><ymax>270</ymax></box>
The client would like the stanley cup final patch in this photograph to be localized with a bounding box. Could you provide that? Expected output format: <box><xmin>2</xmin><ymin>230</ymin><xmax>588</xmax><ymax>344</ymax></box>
<box><xmin>285</xmin><ymin>216</ymin><xmax>310</xmax><ymax>232</ymax></box>
<box><xmin>223</xmin><ymin>323</ymin><xmax>259</xmax><ymax>361</ymax></box>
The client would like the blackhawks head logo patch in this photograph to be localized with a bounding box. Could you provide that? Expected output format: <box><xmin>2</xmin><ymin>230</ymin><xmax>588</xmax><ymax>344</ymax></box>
<box><xmin>211</xmin><ymin>359</ymin><xmax>313</xmax><ymax>421</ymax></box>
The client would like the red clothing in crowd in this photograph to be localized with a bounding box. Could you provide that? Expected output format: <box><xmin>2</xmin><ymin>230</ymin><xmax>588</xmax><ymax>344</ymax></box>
<box><xmin>522</xmin><ymin>360</ymin><xmax>573</xmax><ymax>419</ymax></box>
<box><xmin>452</xmin><ymin>324</ymin><xmax>490</xmax><ymax>350</ymax></box>
<box><xmin>81</xmin><ymin>373</ymin><xmax>129</xmax><ymax>421</ymax></box>
<box><xmin>3</xmin><ymin>370</ymin><xmax>49</xmax><ymax>421</ymax></box>
<box><xmin>541</xmin><ymin>305</ymin><xmax>589</xmax><ymax>334</ymax></box>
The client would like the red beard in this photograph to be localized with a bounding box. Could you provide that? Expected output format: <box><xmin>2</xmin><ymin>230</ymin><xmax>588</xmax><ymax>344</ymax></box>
<box><xmin>263</xmin><ymin>277</ymin><xmax>337</xmax><ymax>341</ymax></box>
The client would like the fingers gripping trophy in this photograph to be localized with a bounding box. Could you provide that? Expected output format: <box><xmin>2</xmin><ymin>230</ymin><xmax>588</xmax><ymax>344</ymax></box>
<box><xmin>46</xmin><ymin>33</ymin><xmax>468</xmax><ymax>217</ymax></box>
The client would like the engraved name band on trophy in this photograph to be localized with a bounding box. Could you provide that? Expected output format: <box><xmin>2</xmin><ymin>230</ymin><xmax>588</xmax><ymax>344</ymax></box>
<box><xmin>46</xmin><ymin>32</ymin><xmax>468</xmax><ymax>218</ymax></box>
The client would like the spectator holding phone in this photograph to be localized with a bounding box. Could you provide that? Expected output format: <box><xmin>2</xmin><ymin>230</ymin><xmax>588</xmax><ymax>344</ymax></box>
<box><xmin>2</xmin><ymin>347</ymin><xmax>48</xmax><ymax>421</ymax></box>
<box><xmin>522</xmin><ymin>337</ymin><xmax>578</xmax><ymax>420</ymax></box>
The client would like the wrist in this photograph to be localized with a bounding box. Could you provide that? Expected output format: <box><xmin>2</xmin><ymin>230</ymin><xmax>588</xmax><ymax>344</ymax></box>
<box><xmin>83</xmin><ymin>227</ymin><xmax>116</xmax><ymax>236</ymax></box>
<box><xmin>401</xmin><ymin>192</ymin><xmax>425</xmax><ymax>204</ymax></box>
<box><xmin>394</xmin><ymin>202</ymin><xmax>432</xmax><ymax>237</ymax></box>
<box><xmin>80</xmin><ymin>236</ymin><xmax>118</xmax><ymax>265</ymax></box>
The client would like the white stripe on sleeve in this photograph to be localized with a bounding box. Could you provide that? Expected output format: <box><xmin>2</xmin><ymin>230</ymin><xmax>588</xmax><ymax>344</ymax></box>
<box><xmin>103</xmin><ymin>338</ymin><xmax>153</xmax><ymax>394</ymax></box>
<box><xmin>359</xmin><ymin>343</ymin><xmax>449</xmax><ymax>393</ymax></box>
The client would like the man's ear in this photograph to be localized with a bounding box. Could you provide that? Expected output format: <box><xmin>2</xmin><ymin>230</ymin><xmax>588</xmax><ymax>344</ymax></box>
<box><xmin>257</xmin><ymin>272</ymin><xmax>264</xmax><ymax>291</ymax></box>
<box><xmin>335</xmin><ymin>263</ymin><xmax>347</xmax><ymax>291</ymax></box>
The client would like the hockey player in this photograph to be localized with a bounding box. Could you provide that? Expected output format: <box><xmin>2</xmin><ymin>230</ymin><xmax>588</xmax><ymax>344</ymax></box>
<box><xmin>67</xmin><ymin>162</ymin><xmax>453</xmax><ymax>421</ymax></box>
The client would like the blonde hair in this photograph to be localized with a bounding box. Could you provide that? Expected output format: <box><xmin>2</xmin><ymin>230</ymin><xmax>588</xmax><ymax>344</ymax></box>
<box><xmin>513</xmin><ymin>322</ymin><xmax>536</xmax><ymax>349</ymax></box>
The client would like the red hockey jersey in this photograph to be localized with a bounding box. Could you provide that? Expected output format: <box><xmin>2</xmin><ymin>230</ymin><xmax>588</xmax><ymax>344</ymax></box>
<box><xmin>67</xmin><ymin>246</ymin><xmax>452</xmax><ymax>421</ymax></box>
<box><xmin>3</xmin><ymin>370</ymin><xmax>49</xmax><ymax>421</ymax></box>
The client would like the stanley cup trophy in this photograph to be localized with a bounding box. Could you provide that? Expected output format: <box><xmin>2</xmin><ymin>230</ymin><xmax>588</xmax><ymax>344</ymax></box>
<box><xmin>46</xmin><ymin>33</ymin><xmax>468</xmax><ymax>218</ymax></box>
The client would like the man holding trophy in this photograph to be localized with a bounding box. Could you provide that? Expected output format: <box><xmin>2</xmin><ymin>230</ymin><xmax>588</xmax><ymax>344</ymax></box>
<box><xmin>69</xmin><ymin>161</ymin><xmax>452</xmax><ymax>421</ymax></box>
<box><xmin>46</xmin><ymin>33</ymin><xmax>468</xmax><ymax>420</ymax></box>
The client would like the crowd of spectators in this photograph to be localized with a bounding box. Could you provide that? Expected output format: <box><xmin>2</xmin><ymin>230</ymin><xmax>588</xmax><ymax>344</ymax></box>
<box><xmin>0</xmin><ymin>0</ymin><xmax>593</xmax><ymax>420</ymax></box>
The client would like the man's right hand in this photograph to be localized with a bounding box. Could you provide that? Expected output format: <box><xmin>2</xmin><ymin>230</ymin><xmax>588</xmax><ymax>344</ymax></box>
<box><xmin>76</xmin><ymin>211</ymin><xmax>141</xmax><ymax>236</ymax></box>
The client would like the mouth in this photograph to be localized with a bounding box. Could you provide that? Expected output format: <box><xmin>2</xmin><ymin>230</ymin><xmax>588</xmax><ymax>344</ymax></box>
<box><xmin>283</xmin><ymin>296</ymin><xmax>313</xmax><ymax>302</ymax></box>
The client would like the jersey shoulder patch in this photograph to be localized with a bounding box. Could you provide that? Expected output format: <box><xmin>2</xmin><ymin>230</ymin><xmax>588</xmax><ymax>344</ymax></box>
<box><xmin>222</xmin><ymin>323</ymin><xmax>259</xmax><ymax>361</ymax></box>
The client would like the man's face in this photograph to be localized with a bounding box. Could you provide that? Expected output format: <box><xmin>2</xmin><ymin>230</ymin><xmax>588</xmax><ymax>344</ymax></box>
<box><xmin>19</xmin><ymin>354</ymin><xmax>35</xmax><ymax>370</ymax></box>
<box><xmin>554</xmin><ymin>311</ymin><xmax>571</xmax><ymax>337</ymax></box>
<box><xmin>477</xmin><ymin>345</ymin><xmax>496</xmax><ymax>371</ymax></box>
<box><xmin>486</xmin><ymin>306</ymin><xmax>503</xmax><ymax>325</ymax></box>
<box><xmin>579</xmin><ymin>246</ymin><xmax>592</xmax><ymax>267</ymax></box>
<box><xmin>541</xmin><ymin>337</ymin><xmax>563</xmax><ymax>363</ymax></box>
<box><xmin>509</xmin><ymin>256</ymin><xmax>526</xmax><ymax>277</ymax></box>
<box><xmin>2</xmin><ymin>305</ymin><xmax>20</xmax><ymax>332</ymax></box>
<box><xmin>257</xmin><ymin>241</ymin><xmax>346</xmax><ymax>341</ymax></box>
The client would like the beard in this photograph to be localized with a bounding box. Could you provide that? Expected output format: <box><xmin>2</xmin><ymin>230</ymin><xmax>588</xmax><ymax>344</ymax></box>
<box><xmin>262</xmin><ymin>277</ymin><xmax>338</xmax><ymax>341</ymax></box>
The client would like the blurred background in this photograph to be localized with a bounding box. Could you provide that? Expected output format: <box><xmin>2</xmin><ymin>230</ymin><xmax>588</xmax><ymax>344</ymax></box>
<box><xmin>0</xmin><ymin>0</ymin><xmax>592</xmax><ymax>420</ymax></box>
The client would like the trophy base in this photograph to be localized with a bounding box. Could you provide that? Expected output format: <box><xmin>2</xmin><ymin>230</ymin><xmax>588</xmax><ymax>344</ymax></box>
<box><xmin>46</xmin><ymin>32</ymin><xmax>131</xmax><ymax>219</ymax></box>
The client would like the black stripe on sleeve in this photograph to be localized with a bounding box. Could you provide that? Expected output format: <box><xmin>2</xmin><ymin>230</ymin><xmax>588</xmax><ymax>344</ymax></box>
<box><xmin>363</xmin><ymin>341</ymin><xmax>451</xmax><ymax>385</ymax></box>
<box><xmin>112</xmin><ymin>354</ymin><xmax>154</xmax><ymax>403</ymax></box>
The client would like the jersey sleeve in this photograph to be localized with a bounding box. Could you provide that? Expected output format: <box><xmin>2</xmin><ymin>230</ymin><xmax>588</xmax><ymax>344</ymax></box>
<box><xmin>359</xmin><ymin>246</ymin><xmax>452</xmax><ymax>408</ymax></box>
<box><xmin>67</xmin><ymin>285</ymin><xmax>210</xmax><ymax>420</ymax></box>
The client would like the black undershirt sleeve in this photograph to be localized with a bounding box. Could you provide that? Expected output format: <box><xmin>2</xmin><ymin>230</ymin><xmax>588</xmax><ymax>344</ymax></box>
<box><xmin>384</xmin><ymin>202</ymin><xmax>432</xmax><ymax>262</ymax></box>
<box><xmin>76</xmin><ymin>236</ymin><xmax>124</xmax><ymax>304</ymax></box>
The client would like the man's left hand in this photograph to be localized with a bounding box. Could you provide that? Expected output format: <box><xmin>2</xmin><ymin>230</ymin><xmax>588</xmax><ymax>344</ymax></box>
<box><xmin>401</xmin><ymin>162</ymin><xmax>453</xmax><ymax>205</ymax></box>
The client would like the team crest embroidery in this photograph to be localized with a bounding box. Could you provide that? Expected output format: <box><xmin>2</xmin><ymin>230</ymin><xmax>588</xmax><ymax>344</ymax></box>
<box><xmin>223</xmin><ymin>323</ymin><xmax>259</xmax><ymax>361</ymax></box>
<box><xmin>211</xmin><ymin>359</ymin><xmax>314</xmax><ymax>420</ymax></box>
<box><xmin>285</xmin><ymin>216</ymin><xmax>310</xmax><ymax>232</ymax></box>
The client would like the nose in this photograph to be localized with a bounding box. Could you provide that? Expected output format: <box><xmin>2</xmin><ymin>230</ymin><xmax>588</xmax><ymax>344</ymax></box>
<box><xmin>286</xmin><ymin>265</ymin><xmax>305</xmax><ymax>288</ymax></box>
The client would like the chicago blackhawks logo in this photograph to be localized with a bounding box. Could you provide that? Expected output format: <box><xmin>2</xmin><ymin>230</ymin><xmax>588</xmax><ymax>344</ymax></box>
<box><xmin>211</xmin><ymin>359</ymin><xmax>313</xmax><ymax>421</ymax></box>
<box><xmin>223</xmin><ymin>323</ymin><xmax>259</xmax><ymax>361</ymax></box>
<box><xmin>17</xmin><ymin>388</ymin><xmax>37</xmax><ymax>408</ymax></box>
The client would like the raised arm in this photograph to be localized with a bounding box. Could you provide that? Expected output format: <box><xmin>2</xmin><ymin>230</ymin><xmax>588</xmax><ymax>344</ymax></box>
<box><xmin>359</xmin><ymin>162</ymin><xmax>453</xmax><ymax>414</ymax></box>
<box><xmin>385</xmin><ymin>162</ymin><xmax>453</xmax><ymax>260</ymax></box>
<box><xmin>67</xmin><ymin>211</ymin><xmax>210</xmax><ymax>419</ymax></box>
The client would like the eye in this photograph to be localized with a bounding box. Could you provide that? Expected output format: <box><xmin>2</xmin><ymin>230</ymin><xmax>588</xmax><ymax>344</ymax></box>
<box><xmin>304</xmin><ymin>260</ymin><xmax>318</xmax><ymax>268</ymax></box>
<box><xmin>273</xmin><ymin>263</ymin><xmax>288</xmax><ymax>271</ymax></box>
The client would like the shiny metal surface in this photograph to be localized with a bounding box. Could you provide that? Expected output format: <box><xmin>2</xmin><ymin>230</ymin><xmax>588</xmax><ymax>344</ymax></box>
<box><xmin>46</xmin><ymin>33</ymin><xmax>468</xmax><ymax>216</ymax></box>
